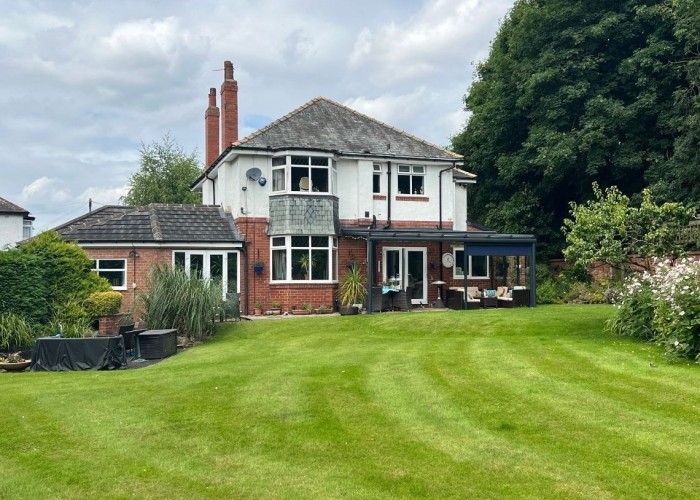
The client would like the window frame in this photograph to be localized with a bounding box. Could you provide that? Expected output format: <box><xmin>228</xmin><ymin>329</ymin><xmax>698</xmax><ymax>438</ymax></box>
<box><xmin>271</xmin><ymin>154</ymin><xmax>335</xmax><ymax>194</ymax></box>
<box><xmin>397</xmin><ymin>164</ymin><xmax>425</xmax><ymax>195</ymax></box>
<box><xmin>373</xmin><ymin>163</ymin><xmax>382</xmax><ymax>194</ymax></box>
<box><xmin>172</xmin><ymin>250</ymin><xmax>240</xmax><ymax>298</ymax></box>
<box><xmin>92</xmin><ymin>258</ymin><xmax>127</xmax><ymax>290</ymax></box>
<box><xmin>452</xmin><ymin>248</ymin><xmax>489</xmax><ymax>279</ymax></box>
<box><xmin>270</xmin><ymin>235</ymin><xmax>337</xmax><ymax>283</ymax></box>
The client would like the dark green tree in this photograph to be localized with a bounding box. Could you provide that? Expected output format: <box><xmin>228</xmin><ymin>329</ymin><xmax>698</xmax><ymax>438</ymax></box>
<box><xmin>452</xmin><ymin>0</ymin><xmax>698</xmax><ymax>258</ymax></box>
<box><xmin>122</xmin><ymin>133</ymin><xmax>202</xmax><ymax>206</ymax></box>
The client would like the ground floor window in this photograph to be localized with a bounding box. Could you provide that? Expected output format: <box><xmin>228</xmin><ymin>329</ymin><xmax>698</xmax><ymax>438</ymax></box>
<box><xmin>92</xmin><ymin>259</ymin><xmax>127</xmax><ymax>290</ymax></box>
<box><xmin>453</xmin><ymin>249</ymin><xmax>489</xmax><ymax>279</ymax></box>
<box><xmin>173</xmin><ymin>250</ymin><xmax>239</xmax><ymax>297</ymax></box>
<box><xmin>271</xmin><ymin>235</ymin><xmax>337</xmax><ymax>282</ymax></box>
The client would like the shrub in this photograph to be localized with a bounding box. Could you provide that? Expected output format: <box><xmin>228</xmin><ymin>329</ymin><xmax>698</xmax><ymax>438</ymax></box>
<box><xmin>0</xmin><ymin>312</ymin><xmax>36</xmax><ymax>349</ymax></box>
<box><xmin>608</xmin><ymin>258</ymin><xmax>700</xmax><ymax>359</ymax></box>
<box><xmin>0</xmin><ymin>252</ymin><xmax>48</xmax><ymax>322</ymax></box>
<box><xmin>140</xmin><ymin>266</ymin><xmax>222</xmax><ymax>341</ymax></box>
<box><xmin>84</xmin><ymin>291</ymin><xmax>123</xmax><ymax>318</ymax></box>
<box><xmin>16</xmin><ymin>232</ymin><xmax>111</xmax><ymax>323</ymax></box>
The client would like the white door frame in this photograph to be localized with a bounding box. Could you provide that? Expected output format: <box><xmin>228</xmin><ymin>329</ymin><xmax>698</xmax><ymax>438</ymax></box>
<box><xmin>381</xmin><ymin>247</ymin><xmax>428</xmax><ymax>305</ymax></box>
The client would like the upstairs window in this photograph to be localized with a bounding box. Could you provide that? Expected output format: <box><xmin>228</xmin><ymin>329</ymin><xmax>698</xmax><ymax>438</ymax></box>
<box><xmin>397</xmin><ymin>165</ymin><xmax>425</xmax><ymax>195</ymax></box>
<box><xmin>271</xmin><ymin>155</ymin><xmax>336</xmax><ymax>194</ymax></box>
<box><xmin>92</xmin><ymin>259</ymin><xmax>127</xmax><ymax>290</ymax></box>
<box><xmin>271</xmin><ymin>157</ymin><xmax>286</xmax><ymax>192</ymax></box>
<box><xmin>22</xmin><ymin>220</ymin><xmax>32</xmax><ymax>240</ymax></box>
<box><xmin>373</xmin><ymin>164</ymin><xmax>382</xmax><ymax>194</ymax></box>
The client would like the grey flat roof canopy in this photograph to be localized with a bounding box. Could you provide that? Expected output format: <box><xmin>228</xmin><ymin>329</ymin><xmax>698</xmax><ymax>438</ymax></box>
<box><xmin>341</xmin><ymin>227</ymin><xmax>537</xmax><ymax>311</ymax></box>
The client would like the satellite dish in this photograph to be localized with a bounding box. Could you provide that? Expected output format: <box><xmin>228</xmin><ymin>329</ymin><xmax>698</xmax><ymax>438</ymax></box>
<box><xmin>246</xmin><ymin>167</ymin><xmax>262</xmax><ymax>182</ymax></box>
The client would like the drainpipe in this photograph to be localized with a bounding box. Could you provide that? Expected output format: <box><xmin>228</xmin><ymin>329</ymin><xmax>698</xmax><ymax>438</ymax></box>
<box><xmin>437</xmin><ymin>164</ymin><xmax>455</xmax><ymax>230</ymax></box>
<box><xmin>206</xmin><ymin>174</ymin><xmax>216</xmax><ymax>205</ymax></box>
<box><xmin>437</xmin><ymin>164</ymin><xmax>455</xmax><ymax>286</ymax></box>
<box><xmin>383</xmin><ymin>161</ymin><xmax>392</xmax><ymax>229</ymax></box>
<box><xmin>241</xmin><ymin>242</ymin><xmax>249</xmax><ymax>315</ymax></box>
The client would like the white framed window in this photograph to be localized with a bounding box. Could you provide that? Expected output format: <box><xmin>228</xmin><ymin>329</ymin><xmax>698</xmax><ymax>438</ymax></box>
<box><xmin>270</xmin><ymin>155</ymin><xmax>335</xmax><ymax>194</ymax></box>
<box><xmin>453</xmin><ymin>249</ymin><xmax>489</xmax><ymax>279</ymax></box>
<box><xmin>271</xmin><ymin>235</ymin><xmax>337</xmax><ymax>282</ymax></box>
<box><xmin>271</xmin><ymin>157</ymin><xmax>286</xmax><ymax>192</ymax></box>
<box><xmin>22</xmin><ymin>220</ymin><xmax>33</xmax><ymax>240</ymax></box>
<box><xmin>397</xmin><ymin>165</ymin><xmax>425</xmax><ymax>195</ymax></box>
<box><xmin>92</xmin><ymin>259</ymin><xmax>127</xmax><ymax>290</ymax></box>
<box><xmin>373</xmin><ymin>164</ymin><xmax>382</xmax><ymax>194</ymax></box>
<box><xmin>173</xmin><ymin>250</ymin><xmax>240</xmax><ymax>298</ymax></box>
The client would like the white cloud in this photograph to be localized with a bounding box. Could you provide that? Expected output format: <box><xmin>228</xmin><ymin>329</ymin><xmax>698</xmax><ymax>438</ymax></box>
<box><xmin>348</xmin><ymin>0</ymin><xmax>510</xmax><ymax>86</ymax></box>
<box><xmin>21</xmin><ymin>177</ymin><xmax>70</xmax><ymax>203</ymax></box>
<box><xmin>79</xmin><ymin>186</ymin><xmax>130</xmax><ymax>206</ymax></box>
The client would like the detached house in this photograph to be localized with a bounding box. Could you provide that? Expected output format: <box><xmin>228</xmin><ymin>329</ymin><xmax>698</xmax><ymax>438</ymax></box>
<box><xmin>54</xmin><ymin>60</ymin><xmax>535</xmax><ymax>316</ymax></box>
<box><xmin>0</xmin><ymin>196</ymin><xmax>34</xmax><ymax>248</ymax></box>
<box><xmin>192</xmin><ymin>62</ymin><xmax>536</xmax><ymax>313</ymax></box>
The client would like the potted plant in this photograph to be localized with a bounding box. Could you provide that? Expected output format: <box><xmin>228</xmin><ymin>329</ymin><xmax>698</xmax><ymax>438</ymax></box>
<box><xmin>303</xmin><ymin>303</ymin><xmax>314</xmax><ymax>314</ymax></box>
<box><xmin>269</xmin><ymin>300</ymin><xmax>282</xmax><ymax>315</ymax></box>
<box><xmin>298</xmin><ymin>254</ymin><xmax>315</xmax><ymax>279</ymax></box>
<box><xmin>338</xmin><ymin>262</ymin><xmax>367</xmax><ymax>315</ymax></box>
<box><xmin>316</xmin><ymin>304</ymin><xmax>328</xmax><ymax>314</ymax></box>
<box><xmin>253</xmin><ymin>261</ymin><xmax>264</xmax><ymax>274</ymax></box>
<box><xmin>253</xmin><ymin>301</ymin><xmax>263</xmax><ymax>316</ymax></box>
<box><xmin>0</xmin><ymin>351</ymin><xmax>31</xmax><ymax>371</ymax></box>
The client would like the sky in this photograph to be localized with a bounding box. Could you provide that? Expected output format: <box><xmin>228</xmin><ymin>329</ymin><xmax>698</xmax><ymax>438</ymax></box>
<box><xmin>0</xmin><ymin>0</ymin><xmax>515</xmax><ymax>231</ymax></box>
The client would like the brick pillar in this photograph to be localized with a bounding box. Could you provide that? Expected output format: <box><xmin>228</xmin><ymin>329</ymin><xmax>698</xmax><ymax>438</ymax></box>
<box><xmin>220</xmin><ymin>60</ymin><xmax>239</xmax><ymax>150</ymax></box>
<box><xmin>205</xmin><ymin>88</ymin><xmax>220</xmax><ymax>167</ymax></box>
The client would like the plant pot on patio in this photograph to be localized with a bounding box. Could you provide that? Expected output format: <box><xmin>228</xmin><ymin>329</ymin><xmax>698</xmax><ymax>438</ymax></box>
<box><xmin>339</xmin><ymin>305</ymin><xmax>359</xmax><ymax>315</ymax></box>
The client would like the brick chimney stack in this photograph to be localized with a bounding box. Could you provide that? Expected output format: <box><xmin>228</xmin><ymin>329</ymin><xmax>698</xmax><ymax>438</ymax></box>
<box><xmin>204</xmin><ymin>88</ymin><xmax>220</xmax><ymax>167</ymax></box>
<box><xmin>220</xmin><ymin>60</ymin><xmax>239</xmax><ymax>151</ymax></box>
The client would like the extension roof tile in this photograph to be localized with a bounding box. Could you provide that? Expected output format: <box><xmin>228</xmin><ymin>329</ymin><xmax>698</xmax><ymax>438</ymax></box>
<box><xmin>53</xmin><ymin>204</ymin><xmax>243</xmax><ymax>244</ymax></box>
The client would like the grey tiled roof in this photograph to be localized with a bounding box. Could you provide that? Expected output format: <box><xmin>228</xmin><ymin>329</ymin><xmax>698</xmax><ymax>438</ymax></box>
<box><xmin>238</xmin><ymin>97</ymin><xmax>462</xmax><ymax>160</ymax></box>
<box><xmin>53</xmin><ymin>204</ymin><xmax>243</xmax><ymax>243</ymax></box>
<box><xmin>0</xmin><ymin>196</ymin><xmax>30</xmax><ymax>214</ymax></box>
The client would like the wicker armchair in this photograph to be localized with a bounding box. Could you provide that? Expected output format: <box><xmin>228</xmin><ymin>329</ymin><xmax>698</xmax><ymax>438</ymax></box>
<box><xmin>392</xmin><ymin>287</ymin><xmax>413</xmax><ymax>311</ymax></box>
<box><xmin>370</xmin><ymin>287</ymin><xmax>390</xmax><ymax>312</ymax></box>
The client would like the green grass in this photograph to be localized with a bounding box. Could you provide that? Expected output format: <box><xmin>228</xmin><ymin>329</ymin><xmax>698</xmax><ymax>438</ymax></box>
<box><xmin>3</xmin><ymin>305</ymin><xmax>700</xmax><ymax>499</ymax></box>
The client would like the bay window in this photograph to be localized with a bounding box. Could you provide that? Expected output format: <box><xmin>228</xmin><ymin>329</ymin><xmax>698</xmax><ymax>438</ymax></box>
<box><xmin>271</xmin><ymin>235</ymin><xmax>337</xmax><ymax>281</ymax></box>
<box><xmin>270</xmin><ymin>155</ymin><xmax>336</xmax><ymax>194</ymax></box>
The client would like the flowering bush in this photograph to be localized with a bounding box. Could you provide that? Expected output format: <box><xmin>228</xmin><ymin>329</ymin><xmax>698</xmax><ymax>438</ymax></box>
<box><xmin>608</xmin><ymin>258</ymin><xmax>700</xmax><ymax>359</ymax></box>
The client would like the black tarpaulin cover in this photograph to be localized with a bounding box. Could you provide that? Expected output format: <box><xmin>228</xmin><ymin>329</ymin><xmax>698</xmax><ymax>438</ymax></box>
<box><xmin>30</xmin><ymin>336</ymin><xmax>127</xmax><ymax>371</ymax></box>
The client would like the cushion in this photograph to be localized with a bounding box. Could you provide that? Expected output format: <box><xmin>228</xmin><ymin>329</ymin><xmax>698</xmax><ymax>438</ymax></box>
<box><xmin>467</xmin><ymin>293</ymin><xmax>474</xmax><ymax>300</ymax></box>
<box><xmin>485</xmin><ymin>289</ymin><xmax>496</xmax><ymax>298</ymax></box>
<box><xmin>467</xmin><ymin>287</ymin><xmax>482</xmax><ymax>298</ymax></box>
<box><xmin>496</xmin><ymin>286</ymin><xmax>509</xmax><ymax>297</ymax></box>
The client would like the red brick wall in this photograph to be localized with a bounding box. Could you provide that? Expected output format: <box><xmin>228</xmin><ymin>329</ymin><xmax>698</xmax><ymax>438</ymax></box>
<box><xmin>84</xmin><ymin>247</ymin><xmax>172</xmax><ymax>319</ymax></box>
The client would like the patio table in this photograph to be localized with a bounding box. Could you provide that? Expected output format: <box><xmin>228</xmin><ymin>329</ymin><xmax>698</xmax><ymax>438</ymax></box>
<box><xmin>30</xmin><ymin>336</ymin><xmax>127</xmax><ymax>371</ymax></box>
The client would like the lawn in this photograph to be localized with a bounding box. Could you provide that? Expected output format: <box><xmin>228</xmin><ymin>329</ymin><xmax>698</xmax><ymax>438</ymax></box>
<box><xmin>2</xmin><ymin>305</ymin><xmax>700</xmax><ymax>499</ymax></box>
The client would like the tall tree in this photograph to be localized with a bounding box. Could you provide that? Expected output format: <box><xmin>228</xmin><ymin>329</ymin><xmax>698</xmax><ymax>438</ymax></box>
<box><xmin>452</xmin><ymin>0</ymin><xmax>698</xmax><ymax>258</ymax></box>
<box><xmin>122</xmin><ymin>134</ymin><xmax>202</xmax><ymax>206</ymax></box>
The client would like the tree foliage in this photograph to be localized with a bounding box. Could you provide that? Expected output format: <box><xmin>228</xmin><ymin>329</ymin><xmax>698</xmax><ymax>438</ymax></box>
<box><xmin>562</xmin><ymin>183</ymin><xmax>694</xmax><ymax>273</ymax></box>
<box><xmin>122</xmin><ymin>134</ymin><xmax>202</xmax><ymax>206</ymax></box>
<box><xmin>452</xmin><ymin>0</ymin><xmax>700</xmax><ymax>257</ymax></box>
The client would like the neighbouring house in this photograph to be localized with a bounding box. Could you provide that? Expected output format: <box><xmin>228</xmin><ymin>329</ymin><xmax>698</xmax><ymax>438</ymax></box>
<box><xmin>0</xmin><ymin>196</ymin><xmax>34</xmax><ymax>248</ymax></box>
<box><xmin>51</xmin><ymin>60</ymin><xmax>536</xmax><ymax>317</ymax></box>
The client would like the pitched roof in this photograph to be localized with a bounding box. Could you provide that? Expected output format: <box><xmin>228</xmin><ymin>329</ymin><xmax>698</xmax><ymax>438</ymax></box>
<box><xmin>0</xmin><ymin>196</ymin><xmax>30</xmax><ymax>215</ymax></box>
<box><xmin>53</xmin><ymin>204</ymin><xmax>243</xmax><ymax>244</ymax></box>
<box><xmin>237</xmin><ymin>97</ymin><xmax>462</xmax><ymax>161</ymax></box>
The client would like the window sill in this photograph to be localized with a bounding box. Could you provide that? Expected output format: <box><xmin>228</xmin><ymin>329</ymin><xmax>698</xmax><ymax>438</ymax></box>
<box><xmin>373</xmin><ymin>194</ymin><xmax>386</xmax><ymax>200</ymax></box>
<box><xmin>111</xmin><ymin>286</ymin><xmax>128</xmax><ymax>291</ymax></box>
<box><xmin>395</xmin><ymin>195</ymin><xmax>429</xmax><ymax>202</ymax></box>
<box><xmin>269</xmin><ymin>280</ymin><xmax>338</xmax><ymax>285</ymax></box>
